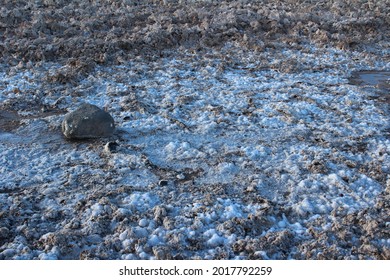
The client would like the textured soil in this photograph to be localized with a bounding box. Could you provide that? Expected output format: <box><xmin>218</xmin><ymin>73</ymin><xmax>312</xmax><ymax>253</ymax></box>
<box><xmin>1</xmin><ymin>0</ymin><xmax>389</xmax><ymax>67</ymax></box>
<box><xmin>0</xmin><ymin>0</ymin><xmax>389</xmax><ymax>260</ymax></box>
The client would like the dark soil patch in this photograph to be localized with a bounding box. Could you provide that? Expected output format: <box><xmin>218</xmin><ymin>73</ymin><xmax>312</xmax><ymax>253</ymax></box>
<box><xmin>0</xmin><ymin>0</ymin><xmax>389</xmax><ymax>68</ymax></box>
<box><xmin>0</xmin><ymin>110</ymin><xmax>20</xmax><ymax>132</ymax></box>
<box><xmin>0</xmin><ymin>108</ymin><xmax>66</xmax><ymax>132</ymax></box>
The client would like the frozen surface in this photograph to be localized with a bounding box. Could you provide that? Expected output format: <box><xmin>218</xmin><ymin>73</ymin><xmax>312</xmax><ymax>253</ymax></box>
<box><xmin>0</xmin><ymin>44</ymin><xmax>389</xmax><ymax>259</ymax></box>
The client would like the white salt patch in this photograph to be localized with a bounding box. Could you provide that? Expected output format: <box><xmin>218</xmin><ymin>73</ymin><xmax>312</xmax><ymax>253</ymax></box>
<box><xmin>0</xmin><ymin>43</ymin><xmax>388</xmax><ymax>260</ymax></box>
<box><xmin>115</xmin><ymin>208</ymin><xmax>131</xmax><ymax>217</ymax></box>
<box><xmin>138</xmin><ymin>252</ymin><xmax>149</xmax><ymax>260</ymax></box>
<box><xmin>254</xmin><ymin>251</ymin><xmax>270</xmax><ymax>260</ymax></box>
<box><xmin>38</xmin><ymin>252</ymin><xmax>58</xmax><ymax>260</ymax></box>
<box><xmin>138</xmin><ymin>218</ymin><xmax>149</xmax><ymax>227</ymax></box>
<box><xmin>119</xmin><ymin>230</ymin><xmax>128</xmax><ymax>241</ymax></box>
<box><xmin>226</xmin><ymin>234</ymin><xmax>237</xmax><ymax>245</ymax></box>
<box><xmin>278</xmin><ymin>220</ymin><xmax>287</xmax><ymax>228</ymax></box>
<box><xmin>207</xmin><ymin>233</ymin><xmax>225</xmax><ymax>247</ymax></box>
<box><xmin>123</xmin><ymin>254</ymin><xmax>137</xmax><ymax>260</ymax></box>
<box><xmin>217</xmin><ymin>199</ymin><xmax>244</xmax><ymax>220</ymax></box>
<box><xmin>122</xmin><ymin>192</ymin><xmax>160</xmax><ymax>212</ymax></box>
<box><xmin>222</xmin><ymin>204</ymin><xmax>242</xmax><ymax>220</ymax></box>
<box><xmin>147</xmin><ymin>235</ymin><xmax>161</xmax><ymax>246</ymax></box>
<box><xmin>122</xmin><ymin>239</ymin><xmax>132</xmax><ymax>248</ymax></box>
<box><xmin>133</xmin><ymin>227</ymin><xmax>148</xmax><ymax>238</ymax></box>
<box><xmin>118</xmin><ymin>169</ymin><xmax>159</xmax><ymax>188</ymax></box>
<box><xmin>295</xmin><ymin>197</ymin><xmax>314</xmax><ymax>216</ymax></box>
<box><xmin>90</xmin><ymin>203</ymin><xmax>104</xmax><ymax>217</ymax></box>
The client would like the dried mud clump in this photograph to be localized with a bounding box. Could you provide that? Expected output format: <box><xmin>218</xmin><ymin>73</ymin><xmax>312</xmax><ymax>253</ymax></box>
<box><xmin>1</xmin><ymin>0</ymin><xmax>389</xmax><ymax>67</ymax></box>
<box><xmin>299</xmin><ymin>192</ymin><xmax>390</xmax><ymax>260</ymax></box>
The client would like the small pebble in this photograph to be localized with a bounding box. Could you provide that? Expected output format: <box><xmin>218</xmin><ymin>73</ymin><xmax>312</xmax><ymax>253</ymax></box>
<box><xmin>104</xmin><ymin>141</ymin><xmax>118</xmax><ymax>153</ymax></box>
<box><xmin>159</xmin><ymin>180</ymin><xmax>169</xmax><ymax>186</ymax></box>
<box><xmin>0</xmin><ymin>227</ymin><xmax>10</xmax><ymax>239</ymax></box>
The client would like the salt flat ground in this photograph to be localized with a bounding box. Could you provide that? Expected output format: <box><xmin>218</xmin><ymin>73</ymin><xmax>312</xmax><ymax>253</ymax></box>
<box><xmin>1</xmin><ymin>45</ymin><xmax>389</xmax><ymax>260</ymax></box>
<box><xmin>0</xmin><ymin>0</ymin><xmax>389</xmax><ymax>259</ymax></box>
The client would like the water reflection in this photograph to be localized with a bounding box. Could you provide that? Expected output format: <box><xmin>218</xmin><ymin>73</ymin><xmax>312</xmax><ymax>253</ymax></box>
<box><xmin>349</xmin><ymin>70</ymin><xmax>390</xmax><ymax>90</ymax></box>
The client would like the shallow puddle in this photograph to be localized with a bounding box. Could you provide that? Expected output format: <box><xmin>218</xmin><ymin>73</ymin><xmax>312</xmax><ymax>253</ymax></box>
<box><xmin>349</xmin><ymin>70</ymin><xmax>390</xmax><ymax>90</ymax></box>
<box><xmin>349</xmin><ymin>70</ymin><xmax>390</xmax><ymax>107</ymax></box>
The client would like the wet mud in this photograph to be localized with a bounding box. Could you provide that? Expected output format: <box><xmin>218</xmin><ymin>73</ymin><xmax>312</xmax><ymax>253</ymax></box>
<box><xmin>349</xmin><ymin>71</ymin><xmax>390</xmax><ymax>90</ymax></box>
<box><xmin>0</xmin><ymin>108</ymin><xmax>66</xmax><ymax>132</ymax></box>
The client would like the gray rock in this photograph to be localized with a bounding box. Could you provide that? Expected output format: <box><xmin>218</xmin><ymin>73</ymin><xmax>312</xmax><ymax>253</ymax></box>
<box><xmin>0</xmin><ymin>227</ymin><xmax>10</xmax><ymax>239</ymax></box>
<box><xmin>62</xmin><ymin>103</ymin><xmax>115</xmax><ymax>139</ymax></box>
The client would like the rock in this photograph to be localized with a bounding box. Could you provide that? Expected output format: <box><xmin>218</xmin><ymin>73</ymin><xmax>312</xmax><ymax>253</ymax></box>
<box><xmin>62</xmin><ymin>103</ymin><xmax>115</xmax><ymax>139</ymax></box>
<box><xmin>0</xmin><ymin>227</ymin><xmax>10</xmax><ymax>239</ymax></box>
<box><xmin>159</xmin><ymin>180</ymin><xmax>169</xmax><ymax>186</ymax></box>
<box><xmin>104</xmin><ymin>141</ymin><xmax>118</xmax><ymax>153</ymax></box>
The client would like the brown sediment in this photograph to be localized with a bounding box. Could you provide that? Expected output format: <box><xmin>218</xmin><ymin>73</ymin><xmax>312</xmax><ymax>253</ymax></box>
<box><xmin>0</xmin><ymin>0</ymin><xmax>389</xmax><ymax>68</ymax></box>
